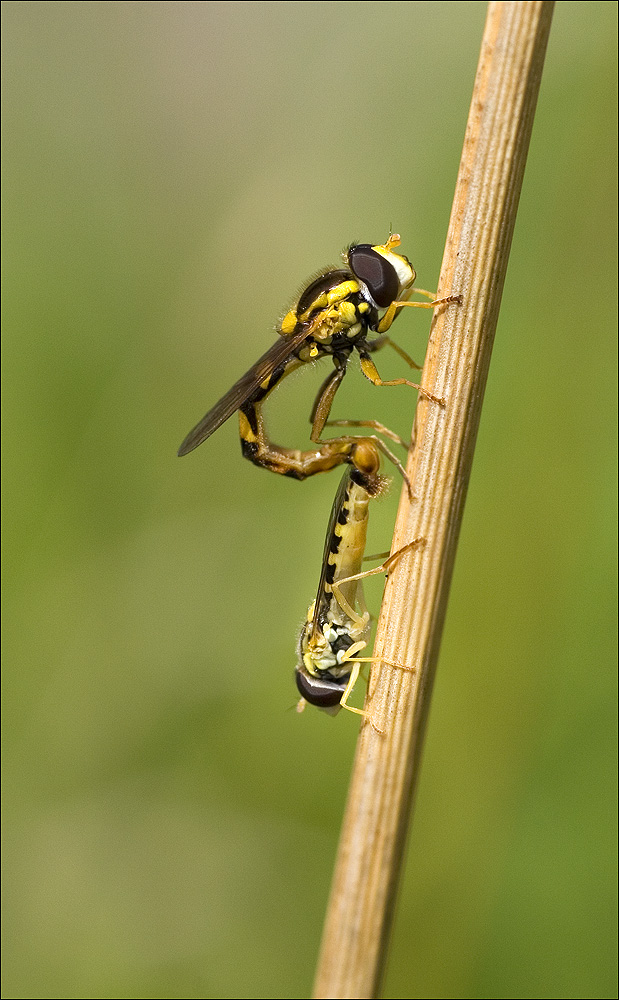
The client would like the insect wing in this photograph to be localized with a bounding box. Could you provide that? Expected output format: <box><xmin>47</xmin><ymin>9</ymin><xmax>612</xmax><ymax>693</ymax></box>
<box><xmin>310</xmin><ymin>467</ymin><xmax>352</xmax><ymax>641</ymax></box>
<box><xmin>177</xmin><ymin>325</ymin><xmax>313</xmax><ymax>456</ymax></box>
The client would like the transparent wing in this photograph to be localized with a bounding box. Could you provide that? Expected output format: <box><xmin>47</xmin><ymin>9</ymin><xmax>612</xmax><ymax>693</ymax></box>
<box><xmin>310</xmin><ymin>467</ymin><xmax>353</xmax><ymax>640</ymax></box>
<box><xmin>177</xmin><ymin>324</ymin><xmax>314</xmax><ymax>456</ymax></box>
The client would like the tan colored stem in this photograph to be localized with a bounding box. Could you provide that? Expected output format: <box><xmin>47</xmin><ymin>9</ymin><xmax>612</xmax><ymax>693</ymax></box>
<box><xmin>312</xmin><ymin>3</ymin><xmax>555</xmax><ymax>998</ymax></box>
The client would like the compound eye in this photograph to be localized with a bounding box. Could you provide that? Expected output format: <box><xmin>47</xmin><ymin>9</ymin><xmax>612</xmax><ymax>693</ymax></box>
<box><xmin>295</xmin><ymin>668</ymin><xmax>346</xmax><ymax>708</ymax></box>
<box><xmin>348</xmin><ymin>245</ymin><xmax>399</xmax><ymax>308</ymax></box>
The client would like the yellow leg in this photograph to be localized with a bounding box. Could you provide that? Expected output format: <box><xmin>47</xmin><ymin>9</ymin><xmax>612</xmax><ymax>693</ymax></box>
<box><xmin>326</xmin><ymin>585</ymin><xmax>369</xmax><ymax>627</ymax></box>
<box><xmin>397</xmin><ymin>294</ymin><xmax>461</xmax><ymax>309</ymax></box>
<box><xmin>337</xmin><ymin>663</ymin><xmax>385</xmax><ymax>734</ymax></box>
<box><xmin>365</xmin><ymin>334</ymin><xmax>422</xmax><ymax>370</ymax></box>
<box><xmin>309</xmin><ymin>364</ymin><xmax>347</xmax><ymax>442</ymax></box>
<box><xmin>380</xmin><ymin>337</ymin><xmax>423</xmax><ymax>371</ymax></box>
<box><xmin>377</xmin><ymin>292</ymin><xmax>461</xmax><ymax>333</ymax></box>
<box><xmin>330</xmin><ymin>537</ymin><xmax>425</xmax><ymax>613</ymax></box>
<box><xmin>329</xmin><ymin>539</ymin><xmax>425</xmax><ymax>627</ymax></box>
<box><xmin>337</xmin><ymin>647</ymin><xmax>419</xmax><ymax>736</ymax></box>
<box><xmin>359</xmin><ymin>354</ymin><xmax>445</xmax><ymax>406</ymax></box>
<box><xmin>325</xmin><ymin>419</ymin><xmax>409</xmax><ymax>450</ymax></box>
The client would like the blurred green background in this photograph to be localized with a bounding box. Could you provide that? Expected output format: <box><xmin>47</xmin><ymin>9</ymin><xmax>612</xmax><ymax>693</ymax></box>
<box><xmin>3</xmin><ymin>3</ymin><xmax>616</xmax><ymax>998</ymax></box>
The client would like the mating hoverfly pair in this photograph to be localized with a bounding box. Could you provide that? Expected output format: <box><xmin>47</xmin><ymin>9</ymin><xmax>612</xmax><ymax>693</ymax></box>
<box><xmin>179</xmin><ymin>235</ymin><xmax>459</xmax><ymax>725</ymax></box>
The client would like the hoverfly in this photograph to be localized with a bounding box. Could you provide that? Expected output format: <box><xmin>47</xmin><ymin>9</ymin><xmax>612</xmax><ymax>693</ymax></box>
<box><xmin>295</xmin><ymin>438</ymin><xmax>423</xmax><ymax>731</ymax></box>
<box><xmin>178</xmin><ymin>235</ymin><xmax>460</xmax><ymax>480</ymax></box>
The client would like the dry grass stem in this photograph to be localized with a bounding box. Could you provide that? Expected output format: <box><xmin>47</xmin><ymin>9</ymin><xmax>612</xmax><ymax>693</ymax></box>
<box><xmin>313</xmin><ymin>3</ymin><xmax>555</xmax><ymax>997</ymax></box>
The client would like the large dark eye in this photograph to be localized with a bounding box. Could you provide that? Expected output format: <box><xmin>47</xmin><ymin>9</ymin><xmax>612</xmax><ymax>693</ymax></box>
<box><xmin>295</xmin><ymin>668</ymin><xmax>347</xmax><ymax>708</ymax></box>
<box><xmin>348</xmin><ymin>245</ymin><xmax>399</xmax><ymax>308</ymax></box>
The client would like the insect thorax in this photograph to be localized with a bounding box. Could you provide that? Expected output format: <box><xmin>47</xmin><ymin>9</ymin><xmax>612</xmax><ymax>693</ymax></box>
<box><xmin>299</xmin><ymin>615</ymin><xmax>357</xmax><ymax>680</ymax></box>
<box><xmin>281</xmin><ymin>267</ymin><xmax>380</xmax><ymax>354</ymax></box>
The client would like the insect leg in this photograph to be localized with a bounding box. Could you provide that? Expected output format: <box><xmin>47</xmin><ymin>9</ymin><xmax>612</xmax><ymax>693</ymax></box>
<box><xmin>377</xmin><ymin>292</ymin><xmax>461</xmax><ymax>334</ymax></box>
<box><xmin>310</xmin><ymin>359</ymin><xmax>413</xmax><ymax>456</ymax></box>
<box><xmin>358</xmin><ymin>352</ymin><xmax>445</xmax><ymax>407</ymax></box>
<box><xmin>326</xmin><ymin>585</ymin><xmax>369</xmax><ymax>630</ymax></box>
<box><xmin>240</xmin><ymin>395</ymin><xmax>412</xmax><ymax>484</ymax></box>
<box><xmin>330</xmin><ymin>536</ymin><xmax>425</xmax><ymax>616</ymax></box>
<box><xmin>335</xmin><ymin>663</ymin><xmax>377</xmax><ymax>728</ymax></box>
<box><xmin>324</xmin><ymin>419</ymin><xmax>409</xmax><ymax>450</ymax></box>
<box><xmin>309</xmin><ymin>361</ymin><xmax>347</xmax><ymax>442</ymax></box>
<box><xmin>333</xmin><ymin>659</ymin><xmax>385</xmax><ymax>736</ymax></box>
<box><xmin>366</xmin><ymin>335</ymin><xmax>422</xmax><ymax>371</ymax></box>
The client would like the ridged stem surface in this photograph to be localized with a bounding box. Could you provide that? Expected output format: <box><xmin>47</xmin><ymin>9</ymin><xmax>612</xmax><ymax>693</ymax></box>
<box><xmin>313</xmin><ymin>3</ymin><xmax>555</xmax><ymax>997</ymax></box>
